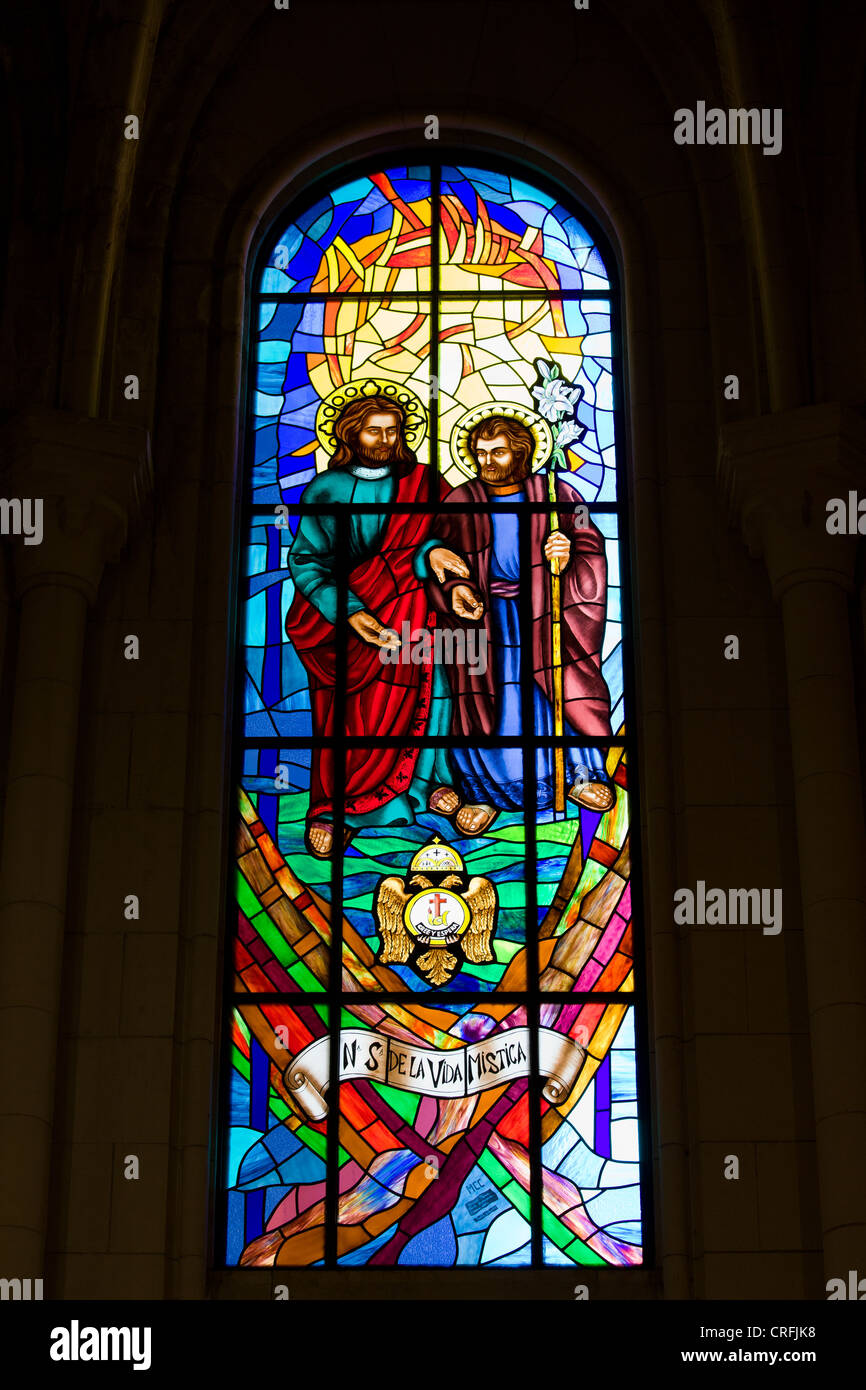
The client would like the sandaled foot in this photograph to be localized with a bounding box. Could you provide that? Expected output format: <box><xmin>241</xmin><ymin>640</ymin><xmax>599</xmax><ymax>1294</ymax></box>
<box><xmin>455</xmin><ymin>803</ymin><xmax>499</xmax><ymax>835</ymax></box>
<box><xmin>305</xmin><ymin>820</ymin><xmax>354</xmax><ymax>859</ymax></box>
<box><xmin>567</xmin><ymin>780</ymin><xmax>615</xmax><ymax>812</ymax></box>
<box><xmin>427</xmin><ymin>785</ymin><xmax>463</xmax><ymax>818</ymax></box>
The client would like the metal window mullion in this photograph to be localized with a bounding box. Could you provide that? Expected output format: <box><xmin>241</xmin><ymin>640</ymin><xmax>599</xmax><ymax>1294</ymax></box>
<box><xmin>517</xmin><ymin>506</ymin><xmax>543</xmax><ymax>1268</ymax></box>
<box><xmin>325</xmin><ymin>508</ymin><xmax>349</xmax><ymax>1268</ymax></box>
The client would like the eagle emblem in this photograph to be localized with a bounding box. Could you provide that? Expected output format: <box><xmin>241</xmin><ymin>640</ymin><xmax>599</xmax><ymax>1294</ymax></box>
<box><xmin>373</xmin><ymin>838</ymin><xmax>498</xmax><ymax>987</ymax></box>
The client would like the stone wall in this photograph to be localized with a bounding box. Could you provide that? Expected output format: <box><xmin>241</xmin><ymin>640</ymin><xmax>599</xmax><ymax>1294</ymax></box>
<box><xmin>0</xmin><ymin>0</ymin><xmax>864</xmax><ymax>1300</ymax></box>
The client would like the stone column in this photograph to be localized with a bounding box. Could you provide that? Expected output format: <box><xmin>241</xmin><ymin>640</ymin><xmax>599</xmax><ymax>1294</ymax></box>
<box><xmin>719</xmin><ymin>403</ymin><xmax>866</xmax><ymax>1281</ymax></box>
<box><xmin>0</xmin><ymin>410</ymin><xmax>150</xmax><ymax>1277</ymax></box>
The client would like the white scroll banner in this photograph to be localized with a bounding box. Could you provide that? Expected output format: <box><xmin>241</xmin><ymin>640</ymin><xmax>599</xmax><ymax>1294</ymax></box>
<box><xmin>283</xmin><ymin>1027</ymin><xmax>585</xmax><ymax>1122</ymax></box>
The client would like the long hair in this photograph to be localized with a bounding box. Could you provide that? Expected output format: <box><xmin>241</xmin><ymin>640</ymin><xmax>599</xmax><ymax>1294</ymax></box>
<box><xmin>328</xmin><ymin>395</ymin><xmax>415</xmax><ymax>468</ymax></box>
<box><xmin>468</xmin><ymin>415</ymin><xmax>535</xmax><ymax>479</ymax></box>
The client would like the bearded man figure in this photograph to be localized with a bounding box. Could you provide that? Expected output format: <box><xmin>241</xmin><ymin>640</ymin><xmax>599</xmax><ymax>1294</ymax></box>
<box><xmin>425</xmin><ymin>413</ymin><xmax>615</xmax><ymax>835</ymax></box>
<box><xmin>284</xmin><ymin>394</ymin><xmax>468</xmax><ymax>858</ymax></box>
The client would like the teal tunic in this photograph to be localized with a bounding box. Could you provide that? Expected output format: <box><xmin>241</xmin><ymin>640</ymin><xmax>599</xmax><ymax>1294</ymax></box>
<box><xmin>287</xmin><ymin>463</ymin><xmax>453</xmax><ymax>828</ymax></box>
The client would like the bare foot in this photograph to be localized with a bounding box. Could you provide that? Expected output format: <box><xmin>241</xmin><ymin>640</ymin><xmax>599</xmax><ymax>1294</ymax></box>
<box><xmin>307</xmin><ymin>822</ymin><xmax>334</xmax><ymax>857</ymax></box>
<box><xmin>306</xmin><ymin>821</ymin><xmax>354</xmax><ymax>858</ymax></box>
<box><xmin>427</xmin><ymin>786</ymin><xmax>461</xmax><ymax>817</ymax></box>
<box><xmin>455</xmin><ymin>803</ymin><xmax>498</xmax><ymax>835</ymax></box>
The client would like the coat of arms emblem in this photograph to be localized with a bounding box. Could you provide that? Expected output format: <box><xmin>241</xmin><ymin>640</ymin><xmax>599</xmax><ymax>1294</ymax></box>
<box><xmin>373</xmin><ymin>838</ymin><xmax>498</xmax><ymax>986</ymax></box>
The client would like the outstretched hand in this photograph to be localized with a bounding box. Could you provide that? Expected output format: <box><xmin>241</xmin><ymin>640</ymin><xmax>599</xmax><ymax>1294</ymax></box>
<box><xmin>348</xmin><ymin>610</ymin><xmax>401</xmax><ymax>648</ymax></box>
<box><xmin>451</xmin><ymin>584</ymin><xmax>484</xmax><ymax>620</ymax></box>
<box><xmin>429</xmin><ymin>547</ymin><xmax>470</xmax><ymax>583</ymax></box>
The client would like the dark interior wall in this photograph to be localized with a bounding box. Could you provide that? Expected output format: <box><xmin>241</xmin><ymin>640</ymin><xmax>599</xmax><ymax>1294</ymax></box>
<box><xmin>0</xmin><ymin>0</ymin><xmax>864</xmax><ymax>1300</ymax></box>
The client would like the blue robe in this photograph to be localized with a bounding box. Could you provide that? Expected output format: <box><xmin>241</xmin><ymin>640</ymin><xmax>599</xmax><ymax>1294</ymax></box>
<box><xmin>449</xmin><ymin>492</ymin><xmax>608</xmax><ymax>810</ymax></box>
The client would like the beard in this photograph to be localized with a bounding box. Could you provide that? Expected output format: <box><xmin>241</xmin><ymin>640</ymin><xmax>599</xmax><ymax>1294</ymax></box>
<box><xmin>355</xmin><ymin>440</ymin><xmax>402</xmax><ymax>466</ymax></box>
<box><xmin>477</xmin><ymin>456</ymin><xmax>530</xmax><ymax>485</ymax></box>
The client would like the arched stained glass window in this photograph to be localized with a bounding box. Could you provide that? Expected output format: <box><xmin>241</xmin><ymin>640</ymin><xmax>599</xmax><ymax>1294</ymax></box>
<box><xmin>220</xmin><ymin>159</ymin><xmax>647</xmax><ymax>1271</ymax></box>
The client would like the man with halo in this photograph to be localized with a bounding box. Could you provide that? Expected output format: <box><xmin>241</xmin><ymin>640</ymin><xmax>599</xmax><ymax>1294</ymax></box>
<box><xmin>284</xmin><ymin>382</ymin><xmax>468</xmax><ymax>857</ymax></box>
<box><xmin>424</xmin><ymin>403</ymin><xmax>615</xmax><ymax>835</ymax></box>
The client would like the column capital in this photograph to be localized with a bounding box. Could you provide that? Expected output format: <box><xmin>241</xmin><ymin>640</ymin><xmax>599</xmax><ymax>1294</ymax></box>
<box><xmin>717</xmin><ymin>403</ymin><xmax>866</xmax><ymax>599</ymax></box>
<box><xmin>0</xmin><ymin>409</ymin><xmax>152</xmax><ymax>602</ymax></box>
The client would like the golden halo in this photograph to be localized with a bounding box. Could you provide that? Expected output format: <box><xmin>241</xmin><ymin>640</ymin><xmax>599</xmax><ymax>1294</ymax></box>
<box><xmin>315</xmin><ymin>378</ymin><xmax>428</xmax><ymax>456</ymax></box>
<box><xmin>448</xmin><ymin>401</ymin><xmax>554</xmax><ymax>478</ymax></box>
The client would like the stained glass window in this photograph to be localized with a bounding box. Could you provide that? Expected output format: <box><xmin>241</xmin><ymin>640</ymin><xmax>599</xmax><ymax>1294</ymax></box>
<box><xmin>220</xmin><ymin>160</ymin><xmax>646</xmax><ymax>1271</ymax></box>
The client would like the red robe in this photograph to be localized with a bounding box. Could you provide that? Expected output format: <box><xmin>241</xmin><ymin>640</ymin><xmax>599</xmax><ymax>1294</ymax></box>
<box><xmin>428</xmin><ymin>474</ymin><xmax>612</xmax><ymax>737</ymax></box>
<box><xmin>284</xmin><ymin>462</ymin><xmax>442</xmax><ymax>821</ymax></box>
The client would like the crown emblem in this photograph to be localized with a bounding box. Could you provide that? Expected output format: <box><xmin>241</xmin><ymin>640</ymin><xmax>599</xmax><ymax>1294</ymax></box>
<box><xmin>374</xmin><ymin>837</ymin><xmax>498</xmax><ymax>988</ymax></box>
<box><xmin>409</xmin><ymin>837</ymin><xmax>463</xmax><ymax>875</ymax></box>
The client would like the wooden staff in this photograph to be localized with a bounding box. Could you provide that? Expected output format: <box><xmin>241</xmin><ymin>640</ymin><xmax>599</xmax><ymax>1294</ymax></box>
<box><xmin>547</xmin><ymin>469</ymin><xmax>566</xmax><ymax>814</ymax></box>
